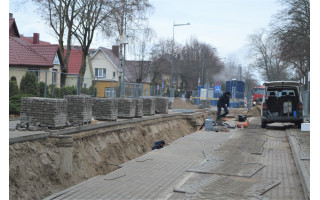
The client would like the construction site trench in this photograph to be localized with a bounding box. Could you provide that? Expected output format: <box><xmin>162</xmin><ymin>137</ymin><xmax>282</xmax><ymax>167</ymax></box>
<box><xmin>9</xmin><ymin>110</ymin><xmax>214</xmax><ymax>200</ymax></box>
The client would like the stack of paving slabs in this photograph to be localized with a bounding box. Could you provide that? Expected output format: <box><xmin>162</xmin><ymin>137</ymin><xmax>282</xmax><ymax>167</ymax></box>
<box><xmin>117</xmin><ymin>98</ymin><xmax>136</xmax><ymax>118</ymax></box>
<box><xmin>92</xmin><ymin>98</ymin><xmax>118</xmax><ymax>121</ymax></box>
<box><xmin>64</xmin><ymin>95</ymin><xmax>92</xmax><ymax>125</ymax></box>
<box><xmin>155</xmin><ymin>97</ymin><xmax>169</xmax><ymax>114</ymax></box>
<box><xmin>133</xmin><ymin>98</ymin><xmax>143</xmax><ymax>118</ymax></box>
<box><xmin>142</xmin><ymin>97</ymin><xmax>155</xmax><ymax>116</ymax></box>
<box><xmin>20</xmin><ymin>97</ymin><xmax>67</xmax><ymax>128</ymax></box>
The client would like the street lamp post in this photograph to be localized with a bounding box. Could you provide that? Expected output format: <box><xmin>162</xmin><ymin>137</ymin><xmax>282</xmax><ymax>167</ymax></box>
<box><xmin>120</xmin><ymin>0</ymin><xmax>128</xmax><ymax>98</ymax></box>
<box><xmin>170</xmin><ymin>22</ymin><xmax>190</xmax><ymax>97</ymax></box>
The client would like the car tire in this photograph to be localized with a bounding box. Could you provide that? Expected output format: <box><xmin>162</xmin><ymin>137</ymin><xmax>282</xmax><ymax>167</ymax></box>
<box><xmin>261</xmin><ymin>120</ymin><xmax>267</xmax><ymax>128</ymax></box>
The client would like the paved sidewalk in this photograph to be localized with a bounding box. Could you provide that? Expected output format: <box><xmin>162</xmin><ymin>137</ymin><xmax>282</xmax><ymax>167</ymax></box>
<box><xmin>44</xmin><ymin>130</ymin><xmax>234</xmax><ymax>199</ymax></box>
<box><xmin>286</xmin><ymin>128</ymin><xmax>310</xmax><ymax>200</ymax></box>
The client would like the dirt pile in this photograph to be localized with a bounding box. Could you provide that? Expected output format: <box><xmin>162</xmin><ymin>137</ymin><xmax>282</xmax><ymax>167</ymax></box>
<box><xmin>248</xmin><ymin>105</ymin><xmax>261</xmax><ymax>117</ymax></box>
<box><xmin>10</xmin><ymin>114</ymin><xmax>204</xmax><ymax>200</ymax></box>
<box><xmin>172</xmin><ymin>98</ymin><xmax>196</xmax><ymax>109</ymax></box>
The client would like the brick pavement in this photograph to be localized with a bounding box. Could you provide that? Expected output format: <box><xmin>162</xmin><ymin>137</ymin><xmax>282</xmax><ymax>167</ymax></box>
<box><xmin>44</xmin><ymin>130</ymin><xmax>233</xmax><ymax>200</ymax></box>
<box><xmin>286</xmin><ymin>128</ymin><xmax>310</xmax><ymax>199</ymax></box>
<box><xmin>170</xmin><ymin>124</ymin><xmax>305</xmax><ymax>199</ymax></box>
<box><xmin>42</xmin><ymin>117</ymin><xmax>306</xmax><ymax>200</ymax></box>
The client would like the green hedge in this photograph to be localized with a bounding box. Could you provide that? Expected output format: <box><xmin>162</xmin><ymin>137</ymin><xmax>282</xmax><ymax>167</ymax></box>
<box><xmin>9</xmin><ymin>94</ymin><xmax>33</xmax><ymax>115</ymax></box>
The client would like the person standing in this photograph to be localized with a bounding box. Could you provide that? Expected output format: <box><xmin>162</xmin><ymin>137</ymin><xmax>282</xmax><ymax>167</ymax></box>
<box><xmin>216</xmin><ymin>91</ymin><xmax>231</xmax><ymax>122</ymax></box>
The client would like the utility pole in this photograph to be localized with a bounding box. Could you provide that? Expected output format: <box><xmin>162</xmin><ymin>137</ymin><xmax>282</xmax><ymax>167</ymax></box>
<box><xmin>120</xmin><ymin>0</ymin><xmax>128</xmax><ymax>98</ymax></box>
<box><xmin>171</xmin><ymin>22</ymin><xmax>190</xmax><ymax>97</ymax></box>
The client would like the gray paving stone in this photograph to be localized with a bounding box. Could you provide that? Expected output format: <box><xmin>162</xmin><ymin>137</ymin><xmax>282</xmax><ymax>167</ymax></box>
<box><xmin>187</xmin><ymin>160</ymin><xmax>265</xmax><ymax>177</ymax></box>
<box><xmin>44</xmin><ymin>130</ymin><xmax>234</xmax><ymax>200</ymax></box>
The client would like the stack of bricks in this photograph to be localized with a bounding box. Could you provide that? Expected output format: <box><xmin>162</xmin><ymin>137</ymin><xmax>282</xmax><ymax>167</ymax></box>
<box><xmin>117</xmin><ymin>98</ymin><xmax>136</xmax><ymax>118</ymax></box>
<box><xmin>20</xmin><ymin>97</ymin><xmax>67</xmax><ymax>128</ymax></box>
<box><xmin>64</xmin><ymin>95</ymin><xmax>92</xmax><ymax>125</ymax></box>
<box><xmin>142</xmin><ymin>97</ymin><xmax>155</xmax><ymax>116</ymax></box>
<box><xmin>92</xmin><ymin>98</ymin><xmax>118</xmax><ymax>121</ymax></box>
<box><xmin>133</xmin><ymin>98</ymin><xmax>143</xmax><ymax>118</ymax></box>
<box><xmin>155</xmin><ymin>97</ymin><xmax>169</xmax><ymax>114</ymax></box>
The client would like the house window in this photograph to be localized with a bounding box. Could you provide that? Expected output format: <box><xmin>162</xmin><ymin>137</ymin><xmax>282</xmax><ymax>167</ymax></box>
<box><xmin>113</xmin><ymin>72</ymin><xmax>116</xmax><ymax>79</ymax></box>
<box><xmin>95</xmin><ymin>68</ymin><xmax>106</xmax><ymax>78</ymax></box>
<box><xmin>28</xmin><ymin>68</ymin><xmax>40</xmax><ymax>82</ymax></box>
<box><xmin>52</xmin><ymin>69</ymin><xmax>57</xmax><ymax>85</ymax></box>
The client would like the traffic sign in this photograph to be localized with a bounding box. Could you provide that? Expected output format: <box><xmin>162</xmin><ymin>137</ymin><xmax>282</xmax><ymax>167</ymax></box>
<box><xmin>215</xmin><ymin>81</ymin><xmax>221</xmax><ymax>86</ymax></box>
<box><xmin>215</xmin><ymin>86</ymin><xmax>221</xmax><ymax>92</ymax></box>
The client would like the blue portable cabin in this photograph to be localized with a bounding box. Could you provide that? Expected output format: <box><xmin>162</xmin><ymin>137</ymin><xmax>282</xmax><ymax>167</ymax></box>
<box><xmin>226</xmin><ymin>80</ymin><xmax>245</xmax><ymax>108</ymax></box>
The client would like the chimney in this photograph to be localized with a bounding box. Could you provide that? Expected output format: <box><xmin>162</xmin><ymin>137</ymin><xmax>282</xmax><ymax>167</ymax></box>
<box><xmin>9</xmin><ymin>13</ymin><xmax>13</xmax><ymax>18</ymax></box>
<box><xmin>33</xmin><ymin>33</ymin><xmax>40</xmax><ymax>44</ymax></box>
<box><xmin>112</xmin><ymin>45</ymin><xmax>120</xmax><ymax>58</ymax></box>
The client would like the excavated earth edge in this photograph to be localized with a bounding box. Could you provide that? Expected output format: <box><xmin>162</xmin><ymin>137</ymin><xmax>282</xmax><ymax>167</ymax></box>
<box><xmin>9</xmin><ymin>110</ymin><xmax>215</xmax><ymax>200</ymax></box>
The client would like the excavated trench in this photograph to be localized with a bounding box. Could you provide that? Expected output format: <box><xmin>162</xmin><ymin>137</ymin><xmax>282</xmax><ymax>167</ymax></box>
<box><xmin>9</xmin><ymin>111</ymin><xmax>214</xmax><ymax>200</ymax></box>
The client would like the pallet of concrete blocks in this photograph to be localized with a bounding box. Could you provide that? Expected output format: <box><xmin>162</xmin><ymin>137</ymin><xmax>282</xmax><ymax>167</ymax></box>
<box><xmin>117</xmin><ymin>98</ymin><xmax>136</xmax><ymax>118</ymax></box>
<box><xmin>64</xmin><ymin>95</ymin><xmax>93</xmax><ymax>125</ymax></box>
<box><xmin>133</xmin><ymin>98</ymin><xmax>143</xmax><ymax>118</ymax></box>
<box><xmin>20</xmin><ymin>97</ymin><xmax>67</xmax><ymax>129</ymax></box>
<box><xmin>92</xmin><ymin>98</ymin><xmax>118</xmax><ymax>121</ymax></box>
<box><xmin>141</xmin><ymin>97</ymin><xmax>155</xmax><ymax>116</ymax></box>
<box><xmin>155</xmin><ymin>97</ymin><xmax>169</xmax><ymax>114</ymax></box>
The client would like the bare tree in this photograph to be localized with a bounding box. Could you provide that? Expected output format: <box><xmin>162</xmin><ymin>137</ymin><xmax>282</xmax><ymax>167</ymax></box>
<box><xmin>72</xmin><ymin>0</ymin><xmax>119</xmax><ymax>77</ymax></box>
<box><xmin>129</xmin><ymin>26</ymin><xmax>155</xmax><ymax>83</ymax></box>
<box><xmin>177</xmin><ymin>37</ymin><xmax>224</xmax><ymax>90</ymax></box>
<box><xmin>248</xmin><ymin>30</ymin><xmax>290</xmax><ymax>81</ymax></box>
<box><xmin>102</xmin><ymin>0</ymin><xmax>153</xmax><ymax>56</ymax></box>
<box><xmin>32</xmin><ymin>0</ymin><xmax>81</xmax><ymax>78</ymax></box>
<box><xmin>270</xmin><ymin>0</ymin><xmax>310</xmax><ymax>81</ymax></box>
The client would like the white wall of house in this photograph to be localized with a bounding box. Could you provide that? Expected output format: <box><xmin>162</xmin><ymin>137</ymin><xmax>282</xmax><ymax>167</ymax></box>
<box><xmin>91</xmin><ymin>51</ymin><xmax>119</xmax><ymax>82</ymax></box>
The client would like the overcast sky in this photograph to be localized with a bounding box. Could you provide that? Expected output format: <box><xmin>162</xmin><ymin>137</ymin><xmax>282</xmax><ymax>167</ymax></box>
<box><xmin>9</xmin><ymin>0</ymin><xmax>281</xmax><ymax>66</ymax></box>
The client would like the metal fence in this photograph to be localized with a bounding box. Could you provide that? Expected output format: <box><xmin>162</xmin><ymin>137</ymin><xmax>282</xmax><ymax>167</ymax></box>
<box><xmin>9</xmin><ymin>68</ymin><xmax>185</xmax><ymax>99</ymax></box>
<box><xmin>301</xmin><ymin>90</ymin><xmax>310</xmax><ymax>120</ymax></box>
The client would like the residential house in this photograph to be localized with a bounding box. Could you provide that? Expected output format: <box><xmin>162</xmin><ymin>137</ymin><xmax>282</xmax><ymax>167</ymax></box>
<box><xmin>86</xmin><ymin>46</ymin><xmax>123</xmax><ymax>97</ymax></box>
<box><xmin>125</xmin><ymin>60</ymin><xmax>151</xmax><ymax>96</ymax></box>
<box><xmin>9</xmin><ymin>15</ymin><xmax>64</xmax><ymax>88</ymax></box>
<box><xmin>64</xmin><ymin>48</ymin><xmax>83</xmax><ymax>87</ymax></box>
<box><xmin>152</xmin><ymin>54</ymin><xmax>182</xmax><ymax>89</ymax></box>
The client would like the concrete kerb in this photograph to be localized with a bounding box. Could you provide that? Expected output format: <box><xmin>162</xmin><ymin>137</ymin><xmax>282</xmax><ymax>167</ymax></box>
<box><xmin>286</xmin><ymin>129</ymin><xmax>310</xmax><ymax>200</ymax></box>
<box><xmin>9</xmin><ymin>131</ymin><xmax>50</xmax><ymax>145</ymax></box>
<box><xmin>10</xmin><ymin>109</ymin><xmax>215</xmax><ymax>144</ymax></box>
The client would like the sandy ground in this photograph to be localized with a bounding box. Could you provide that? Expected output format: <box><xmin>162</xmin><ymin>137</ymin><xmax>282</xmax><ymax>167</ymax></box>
<box><xmin>247</xmin><ymin>105</ymin><xmax>261</xmax><ymax>117</ymax></box>
<box><xmin>172</xmin><ymin>98</ymin><xmax>197</xmax><ymax>109</ymax></box>
<box><xmin>9</xmin><ymin>113</ymin><xmax>211</xmax><ymax>200</ymax></box>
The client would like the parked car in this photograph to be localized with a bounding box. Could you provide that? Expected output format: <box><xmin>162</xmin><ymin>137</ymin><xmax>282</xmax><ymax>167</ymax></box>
<box><xmin>261</xmin><ymin>81</ymin><xmax>303</xmax><ymax>128</ymax></box>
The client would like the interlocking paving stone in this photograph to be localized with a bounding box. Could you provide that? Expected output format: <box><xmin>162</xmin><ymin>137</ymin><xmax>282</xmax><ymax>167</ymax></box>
<box><xmin>188</xmin><ymin>160</ymin><xmax>265</xmax><ymax>177</ymax></box>
<box><xmin>204</xmin><ymin>151</ymin><xmax>262</xmax><ymax>163</ymax></box>
<box><xmin>175</xmin><ymin>175</ymin><xmax>279</xmax><ymax>200</ymax></box>
<box><xmin>44</xmin><ymin>130</ymin><xmax>234</xmax><ymax>200</ymax></box>
<box><xmin>171</xmin><ymin>119</ymin><xmax>305</xmax><ymax>200</ymax></box>
<box><xmin>215</xmin><ymin>131</ymin><xmax>268</xmax><ymax>155</ymax></box>
<box><xmin>251</xmin><ymin>129</ymin><xmax>305</xmax><ymax>200</ymax></box>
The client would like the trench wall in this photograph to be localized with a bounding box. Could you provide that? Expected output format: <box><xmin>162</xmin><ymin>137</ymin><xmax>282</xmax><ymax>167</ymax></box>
<box><xmin>10</xmin><ymin>112</ymin><xmax>213</xmax><ymax>200</ymax></box>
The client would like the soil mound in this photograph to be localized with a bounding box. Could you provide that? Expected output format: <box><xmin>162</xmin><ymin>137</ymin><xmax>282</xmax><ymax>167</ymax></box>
<box><xmin>172</xmin><ymin>98</ymin><xmax>196</xmax><ymax>109</ymax></box>
<box><xmin>248</xmin><ymin>105</ymin><xmax>261</xmax><ymax>117</ymax></box>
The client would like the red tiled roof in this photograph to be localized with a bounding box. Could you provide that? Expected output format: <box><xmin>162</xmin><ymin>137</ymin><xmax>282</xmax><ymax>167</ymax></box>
<box><xmin>9</xmin><ymin>17</ymin><xmax>64</xmax><ymax>69</ymax></box>
<box><xmin>65</xmin><ymin>49</ymin><xmax>82</xmax><ymax>74</ymax></box>
<box><xmin>9</xmin><ymin>36</ymin><xmax>53</xmax><ymax>67</ymax></box>
<box><xmin>21</xmin><ymin>36</ymin><xmax>51</xmax><ymax>45</ymax></box>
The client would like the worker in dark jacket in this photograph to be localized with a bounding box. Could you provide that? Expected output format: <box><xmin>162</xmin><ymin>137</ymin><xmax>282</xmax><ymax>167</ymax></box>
<box><xmin>216</xmin><ymin>91</ymin><xmax>231</xmax><ymax>122</ymax></box>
